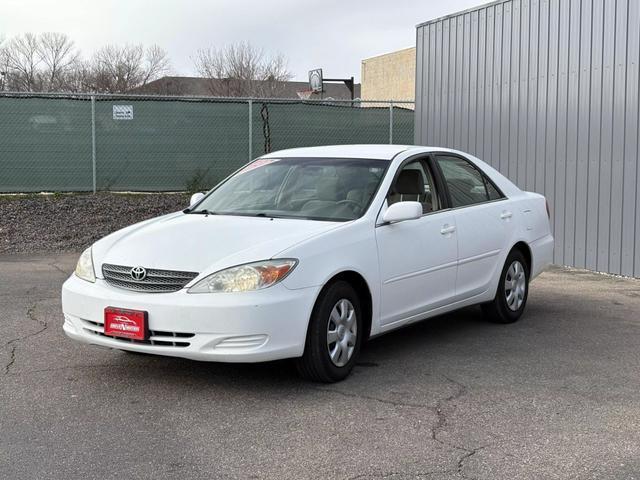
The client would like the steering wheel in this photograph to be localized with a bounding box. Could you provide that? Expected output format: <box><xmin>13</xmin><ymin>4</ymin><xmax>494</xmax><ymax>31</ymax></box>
<box><xmin>336</xmin><ymin>200</ymin><xmax>362</xmax><ymax>213</ymax></box>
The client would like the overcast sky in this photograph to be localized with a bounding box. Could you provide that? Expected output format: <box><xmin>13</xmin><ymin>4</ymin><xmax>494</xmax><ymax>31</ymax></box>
<box><xmin>2</xmin><ymin>0</ymin><xmax>493</xmax><ymax>82</ymax></box>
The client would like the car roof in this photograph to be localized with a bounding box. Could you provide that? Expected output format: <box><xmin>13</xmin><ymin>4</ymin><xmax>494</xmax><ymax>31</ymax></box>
<box><xmin>260</xmin><ymin>144</ymin><xmax>523</xmax><ymax>196</ymax></box>
<box><xmin>261</xmin><ymin>144</ymin><xmax>418</xmax><ymax>160</ymax></box>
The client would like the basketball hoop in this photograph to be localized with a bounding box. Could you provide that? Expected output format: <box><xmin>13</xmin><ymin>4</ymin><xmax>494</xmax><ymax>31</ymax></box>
<box><xmin>309</xmin><ymin>68</ymin><xmax>323</xmax><ymax>93</ymax></box>
<box><xmin>296</xmin><ymin>90</ymin><xmax>314</xmax><ymax>100</ymax></box>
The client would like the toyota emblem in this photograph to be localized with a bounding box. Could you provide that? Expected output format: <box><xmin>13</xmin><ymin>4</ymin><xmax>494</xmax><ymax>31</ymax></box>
<box><xmin>130</xmin><ymin>266</ymin><xmax>147</xmax><ymax>281</ymax></box>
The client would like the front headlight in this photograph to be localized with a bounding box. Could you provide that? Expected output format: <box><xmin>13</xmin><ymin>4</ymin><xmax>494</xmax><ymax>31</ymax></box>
<box><xmin>74</xmin><ymin>247</ymin><xmax>96</xmax><ymax>283</ymax></box>
<box><xmin>187</xmin><ymin>259</ymin><xmax>297</xmax><ymax>293</ymax></box>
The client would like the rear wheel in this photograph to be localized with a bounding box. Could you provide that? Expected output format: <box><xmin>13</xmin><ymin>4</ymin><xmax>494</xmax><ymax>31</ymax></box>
<box><xmin>482</xmin><ymin>249</ymin><xmax>529</xmax><ymax>324</ymax></box>
<box><xmin>295</xmin><ymin>281</ymin><xmax>362</xmax><ymax>382</ymax></box>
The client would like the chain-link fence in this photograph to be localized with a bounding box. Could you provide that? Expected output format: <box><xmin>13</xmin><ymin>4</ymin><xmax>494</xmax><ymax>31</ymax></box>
<box><xmin>0</xmin><ymin>93</ymin><xmax>414</xmax><ymax>193</ymax></box>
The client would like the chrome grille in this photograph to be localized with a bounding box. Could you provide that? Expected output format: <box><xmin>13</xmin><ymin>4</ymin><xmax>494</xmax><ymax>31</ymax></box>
<box><xmin>81</xmin><ymin>318</ymin><xmax>195</xmax><ymax>347</ymax></box>
<box><xmin>102</xmin><ymin>263</ymin><xmax>198</xmax><ymax>293</ymax></box>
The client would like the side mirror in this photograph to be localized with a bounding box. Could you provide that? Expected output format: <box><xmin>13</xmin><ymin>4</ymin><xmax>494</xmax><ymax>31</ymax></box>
<box><xmin>190</xmin><ymin>192</ymin><xmax>205</xmax><ymax>207</ymax></box>
<box><xmin>381</xmin><ymin>201</ymin><xmax>422</xmax><ymax>224</ymax></box>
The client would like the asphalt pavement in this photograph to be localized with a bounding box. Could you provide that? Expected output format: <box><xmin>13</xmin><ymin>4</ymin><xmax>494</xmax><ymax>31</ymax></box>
<box><xmin>1</xmin><ymin>253</ymin><xmax>639</xmax><ymax>480</ymax></box>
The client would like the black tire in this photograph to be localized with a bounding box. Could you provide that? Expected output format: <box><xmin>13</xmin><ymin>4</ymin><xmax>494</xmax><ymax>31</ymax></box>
<box><xmin>295</xmin><ymin>281</ymin><xmax>363</xmax><ymax>383</ymax></box>
<box><xmin>481</xmin><ymin>249</ymin><xmax>530</xmax><ymax>324</ymax></box>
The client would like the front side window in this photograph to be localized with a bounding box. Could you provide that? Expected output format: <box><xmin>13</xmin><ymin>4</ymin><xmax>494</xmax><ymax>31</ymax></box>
<box><xmin>435</xmin><ymin>155</ymin><xmax>502</xmax><ymax>207</ymax></box>
<box><xmin>192</xmin><ymin>157</ymin><xmax>387</xmax><ymax>221</ymax></box>
<box><xmin>387</xmin><ymin>160</ymin><xmax>439</xmax><ymax>214</ymax></box>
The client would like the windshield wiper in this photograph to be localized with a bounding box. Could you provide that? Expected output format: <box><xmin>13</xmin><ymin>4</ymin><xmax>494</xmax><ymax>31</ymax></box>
<box><xmin>247</xmin><ymin>212</ymin><xmax>290</xmax><ymax>219</ymax></box>
<box><xmin>184</xmin><ymin>210</ymin><xmax>287</xmax><ymax>218</ymax></box>
<box><xmin>184</xmin><ymin>208</ymin><xmax>217</xmax><ymax>215</ymax></box>
<box><xmin>212</xmin><ymin>211</ymin><xmax>275</xmax><ymax>218</ymax></box>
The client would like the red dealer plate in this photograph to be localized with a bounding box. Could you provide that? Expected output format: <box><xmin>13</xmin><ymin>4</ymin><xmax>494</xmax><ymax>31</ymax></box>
<box><xmin>104</xmin><ymin>307</ymin><xmax>148</xmax><ymax>341</ymax></box>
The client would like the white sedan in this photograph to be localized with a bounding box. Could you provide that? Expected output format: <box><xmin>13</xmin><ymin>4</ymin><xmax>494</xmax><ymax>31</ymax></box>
<box><xmin>62</xmin><ymin>145</ymin><xmax>553</xmax><ymax>382</ymax></box>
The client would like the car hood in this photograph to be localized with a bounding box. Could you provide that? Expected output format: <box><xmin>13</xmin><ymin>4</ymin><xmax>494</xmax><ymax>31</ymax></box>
<box><xmin>92</xmin><ymin>212</ymin><xmax>342</xmax><ymax>277</ymax></box>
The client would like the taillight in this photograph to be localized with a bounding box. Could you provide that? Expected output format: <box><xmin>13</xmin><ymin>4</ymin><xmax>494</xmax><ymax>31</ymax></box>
<box><xmin>545</xmin><ymin>200</ymin><xmax>551</xmax><ymax>220</ymax></box>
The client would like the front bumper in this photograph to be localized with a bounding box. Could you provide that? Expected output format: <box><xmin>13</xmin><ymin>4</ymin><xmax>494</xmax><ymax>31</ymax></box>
<box><xmin>61</xmin><ymin>274</ymin><xmax>320</xmax><ymax>362</ymax></box>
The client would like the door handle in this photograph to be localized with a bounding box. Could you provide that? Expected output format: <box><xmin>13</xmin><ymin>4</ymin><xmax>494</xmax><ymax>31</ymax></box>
<box><xmin>440</xmin><ymin>224</ymin><xmax>456</xmax><ymax>235</ymax></box>
<box><xmin>500</xmin><ymin>211</ymin><xmax>513</xmax><ymax>220</ymax></box>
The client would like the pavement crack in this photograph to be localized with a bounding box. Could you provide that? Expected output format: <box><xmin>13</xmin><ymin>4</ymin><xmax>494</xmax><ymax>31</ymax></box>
<box><xmin>314</xmin><ymin>387</ymin><xmax>430</xmax><ymax>409</ymax></box>
<box><xmin>347</xmin><ymin>469</ymin><xmax>458</xmax><ymax>480</ymax></box>
<box><xmin>48</xmin><ymin>260</ymin><xmax>71</xmax><ymax>278</ymax></box>
<box><xmin>456</xmin><ymin>443</ymin><xmax>493</xmax><ymax>480</ymax></box>
<box><xmin>3</xmin><ymin>302</ymin><xmax>48</xmax><ymax>375</ymax></box>
<box><xmin>427</xmin><ymin>374</ymin><xmax>496</xmax><ymax>480</ymax></box>
<box><xmin>323</xmin><ymin>379</ymin><xmax>489</xmax><ymax>480</ymax></box>
<box><xmin>430</xmin><ymin>374</ymin><xmax>468</xmax><ymax>444</ymax></box>
<box><xmin>6</xmin><ymin>362</ymin><xmax>126</xmax><ymax>377</ymax></box>
<box><xmin>4</xmin><ymin>344</ymin><xmax>17</xmax><ymax>376</ymax></box>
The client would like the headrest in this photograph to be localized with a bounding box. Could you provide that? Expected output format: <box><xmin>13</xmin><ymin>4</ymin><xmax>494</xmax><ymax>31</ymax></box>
<box><xmin>346</xmin><ymin>189</ymin><xmax>364</xmax><ymax>203</ymax></box>
<box><xmin>395</xmin><ymin>170</ymin><xmax>424</xmax><ymax>195</ymax></box>
<box><xmin>316</xmin><ymin>177</ymin><xmax>340</xmax><ymax>201</ymax></box>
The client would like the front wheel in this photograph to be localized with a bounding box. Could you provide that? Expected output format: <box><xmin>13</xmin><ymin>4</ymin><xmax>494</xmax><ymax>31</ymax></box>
<box><xmin>482</xmin><ymin>250</ymin><xmax>529</xmax><ymax>324</ymax></box>
<box><xmin>295</xmin><ymin>281</ymin><xmax>362</xmax><ymax>382</ymax></box>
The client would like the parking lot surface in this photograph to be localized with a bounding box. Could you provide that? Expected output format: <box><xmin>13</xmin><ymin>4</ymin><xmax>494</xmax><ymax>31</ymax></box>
<box><xmin>1</xmin><ymin>254</ymin><xmax>640</xmax><ymax>480</ymax></box>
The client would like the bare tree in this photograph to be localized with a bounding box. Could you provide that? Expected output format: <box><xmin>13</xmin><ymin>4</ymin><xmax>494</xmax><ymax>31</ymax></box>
<box><xmin>3</xmin><ymin>33</ymin><xmax>42</xmax><ymax>91</ymax></box>
<box><xmin>64</xmin><ymin>59</ymin><xmax>94</xmax><ymax>93</ymax></box>
<box><xmin>0</xmin><ymin>33</ymin><xmax>171</xmax><ymax>93</ymax></box>
<box><xmin>141</xmin><ymin>45</ymin><xmax>171</xmax><ymax>85</ymax></box>
<box><xmin>194</xmin><ymin>41</ymin><xmax>292</xmax><ymax>97</ymax></box>
<box><xmin>92</xmin><ymin>44</ymin><xmax>141</xmax><ymax>93</ymax></box>
<box><xmin>37</xmin><ymin>32</ymin><xmax>79</xmax><ymax>91</ymax></box>
<box><xmin>0</xmin><ymin>36</ymin><xmax>8</xmax><ymax>91</ymax></box>
<box><xmin>91</xmin><ymin>44</ymin><xmax>170</xmax><ymax>93</ymax></box>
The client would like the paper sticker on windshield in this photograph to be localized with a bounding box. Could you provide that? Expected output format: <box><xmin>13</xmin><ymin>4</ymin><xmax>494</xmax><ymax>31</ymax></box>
<box><xmin>238</xmin><ymin>158</ymin><xmax>279</xmax><ymax>175</ymax></box>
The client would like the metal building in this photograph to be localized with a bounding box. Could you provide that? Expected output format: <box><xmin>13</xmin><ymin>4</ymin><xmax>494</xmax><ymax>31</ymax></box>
<box><xmin>415</xmin><ymin>0</ymin><xmax>640</xmax><ymax>277</ymax></box>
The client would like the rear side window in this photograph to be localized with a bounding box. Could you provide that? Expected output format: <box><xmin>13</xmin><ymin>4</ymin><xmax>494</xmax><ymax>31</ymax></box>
<box><xmin>435</xmin><ymin>155</ymin><xmax>503</xmax><ymax>207</ymax></box>
<box><xmin>486</xmin><ymin>181</ymin><xmax>502</xmax><ymax>201</ymax></box>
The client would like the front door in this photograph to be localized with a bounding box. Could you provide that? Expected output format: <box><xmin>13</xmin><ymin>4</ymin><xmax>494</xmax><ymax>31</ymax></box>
<box><xmin>375</xmin><ymin>159</ymin><xmax>458</xmax><ymax>327</ymax></box>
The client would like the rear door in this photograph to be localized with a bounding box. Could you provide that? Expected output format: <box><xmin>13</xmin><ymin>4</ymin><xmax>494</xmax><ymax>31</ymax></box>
<box><xmin>375</xmin><ymin>157</ymin><xmax>458</xmax><ymax>327</ymax></box>
<box><xmin>433</xmin><ymin>154</ymin><xmax>514</xmax><ymax>300</ymax></box>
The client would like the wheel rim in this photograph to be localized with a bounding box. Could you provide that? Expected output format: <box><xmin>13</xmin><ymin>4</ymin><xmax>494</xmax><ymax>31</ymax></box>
<box><xmin>504</xmin><ymin>260</ymin><xmax>526</xmax><ymax>311</ymax></box>
<box><xmin>327</xmin><ymin>298</ymin><xmax>357</xmax><ymax>367</ymax></box>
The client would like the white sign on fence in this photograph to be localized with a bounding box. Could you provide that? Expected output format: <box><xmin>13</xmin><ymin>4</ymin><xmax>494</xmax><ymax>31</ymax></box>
<box><xmin>113</xmin><ymin>105</ymin><xmax>133</xmax><ymax>120</ymax></box>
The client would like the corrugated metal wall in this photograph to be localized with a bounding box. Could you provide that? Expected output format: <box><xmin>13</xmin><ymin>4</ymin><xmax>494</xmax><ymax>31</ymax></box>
<box><xmin>415</xmin><ymin>0</ymin><xmax>640</xmax><ymax>277</ymax></box>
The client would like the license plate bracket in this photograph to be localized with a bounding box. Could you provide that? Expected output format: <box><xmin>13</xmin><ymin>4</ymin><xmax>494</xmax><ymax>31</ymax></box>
<box><xmin>104</xmin><ymin>307</ymin><xmax>148</xmax><ymax>341</ymax></box>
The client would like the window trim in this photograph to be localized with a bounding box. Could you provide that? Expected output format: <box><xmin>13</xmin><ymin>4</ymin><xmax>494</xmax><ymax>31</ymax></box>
<box><xmin>429</xmin><ymin>152</ymin><xmax>508</xmax><ymax>211</ymax></box>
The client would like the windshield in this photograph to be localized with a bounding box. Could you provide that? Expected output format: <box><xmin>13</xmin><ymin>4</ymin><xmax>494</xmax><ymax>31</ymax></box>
<box><xmin>191</xmin><ymin>157</ymin><xmax>388</xmax><ymax>221</ymax></box>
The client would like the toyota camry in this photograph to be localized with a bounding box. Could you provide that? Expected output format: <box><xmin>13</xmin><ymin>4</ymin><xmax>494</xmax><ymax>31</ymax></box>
<box><xmin>62</xmin><ymin>145</ymin><xmax>553</xmax><ymax>382</ymax></box>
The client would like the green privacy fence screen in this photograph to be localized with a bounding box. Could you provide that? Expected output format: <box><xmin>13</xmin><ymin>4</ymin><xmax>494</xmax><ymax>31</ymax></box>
<box><xmin>0</xmin><ymin>93</ymin><xmax>414</xmax><ymax>192</ymax></box>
